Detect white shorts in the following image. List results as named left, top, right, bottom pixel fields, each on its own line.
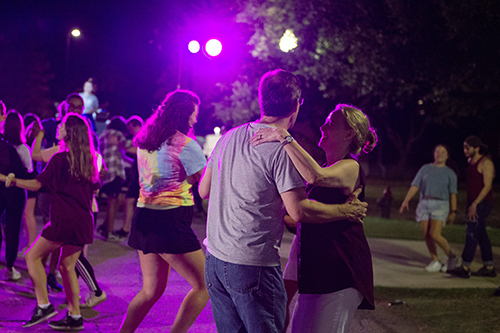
left=283, top=235, right=298, bottom=281
left=291, top=288, right=363, bottom=333
left=416, top=199, right=449, bottom=224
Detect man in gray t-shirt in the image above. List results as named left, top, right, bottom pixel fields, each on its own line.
left=199, top=69, right=367, bottom=333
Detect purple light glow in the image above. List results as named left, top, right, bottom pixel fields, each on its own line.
left=188, top=40, right=200, bottom=53
left=205, top=39, right=222, bottom=57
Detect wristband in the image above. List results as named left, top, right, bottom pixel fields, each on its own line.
left=451, top=210, right=457, bottom=213
left=282, top=135, right=294, bottom=146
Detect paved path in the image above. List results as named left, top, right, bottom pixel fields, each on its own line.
left=1, top=211, right=498, bottom=332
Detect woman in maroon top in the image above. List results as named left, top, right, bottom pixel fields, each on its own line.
left=0, top=114, right=99, bottom=331
left=252, top=104, right=377, bottom=333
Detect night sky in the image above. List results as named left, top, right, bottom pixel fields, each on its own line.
left=1, top=1, right=499, bottom=178
left=0, top=1, right=215, bottom=120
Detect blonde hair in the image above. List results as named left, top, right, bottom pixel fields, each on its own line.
left=337, top=104, right=378, bottom=155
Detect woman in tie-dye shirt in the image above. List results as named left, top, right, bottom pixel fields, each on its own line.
left=120, top=90, right=208, bottom=333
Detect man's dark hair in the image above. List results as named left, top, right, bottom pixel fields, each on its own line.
left=66, top=93, right=83, bottom=104
left=127, top=115, right=143, bottom=128
left=258, top=69, right=301, bottom=117
left=465, top=135, right=489, bottom=155
left=107, top=116, right=128, bottom=135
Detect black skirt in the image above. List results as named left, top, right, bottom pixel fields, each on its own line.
left=128, top=206, right=201, bottom=254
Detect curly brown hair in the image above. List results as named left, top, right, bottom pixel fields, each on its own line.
left=59, top=114, right=98, bottom=183
left=134, top=90, right=200, bottom=152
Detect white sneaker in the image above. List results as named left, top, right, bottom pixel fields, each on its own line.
left=81, top=291, right=107, bottom=308
left=425, top=260, right=442, bottom=272
left=3, top=267, right=21, bottom=281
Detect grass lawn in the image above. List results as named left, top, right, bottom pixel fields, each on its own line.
left=374, top=287, right=500, bottom=333
left=360, top=179, right=500, bottom=333
left=363, top=216, right=500, bottom=247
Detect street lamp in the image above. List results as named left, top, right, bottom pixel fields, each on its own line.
left=65, top=29, right=81, bottom=84
left=279, top=29, right=298, bottom=53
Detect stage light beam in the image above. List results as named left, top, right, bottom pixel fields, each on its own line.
left=205, top=39, right=222, bottom=57
left=188, top=40, right=200, bottom=53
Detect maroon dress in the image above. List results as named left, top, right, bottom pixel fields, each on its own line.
left=36, top=152, right=99, bottom=246
left=297, top=159, right=374, bottom=310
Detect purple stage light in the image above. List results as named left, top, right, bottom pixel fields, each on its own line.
left=205, top=39, right=222, bottom=57
left=188, top=40, right=200, bottom=54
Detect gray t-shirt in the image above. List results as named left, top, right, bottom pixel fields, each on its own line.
left=411, top=163, right=457, bottom=201
left=206, top=122, right=304, bottom=266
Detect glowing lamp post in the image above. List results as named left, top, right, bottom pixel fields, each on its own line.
left=279, top=29, right=298, bottom=53
left=65, top=28, right=81, bottom=84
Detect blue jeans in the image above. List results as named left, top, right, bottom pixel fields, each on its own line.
left=461, top=201, right=493, bottom=265
left=205, top=251, right=286, bottom=333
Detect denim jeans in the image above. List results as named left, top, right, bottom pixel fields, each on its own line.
left=205, top=251, right=286, bottom=333
left=461, top=201, right=493, bottom=265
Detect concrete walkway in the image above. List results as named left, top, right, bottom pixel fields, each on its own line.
left=1, top=211, right=498, bottom=332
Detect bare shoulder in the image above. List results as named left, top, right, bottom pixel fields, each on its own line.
left=479, top=156, right=495, bottom=174
left=479, top=156, right=494, bottom=168
left=327, top=159, right=360, bottom=173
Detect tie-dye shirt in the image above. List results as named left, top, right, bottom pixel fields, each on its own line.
left=137, top=131, right=206, bottom=209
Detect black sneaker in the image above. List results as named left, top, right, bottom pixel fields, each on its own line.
left=494, top=287, right=500, bottom=297
left=449, top=266, right=471, bottom=278
left=49, top=312, right=84, bottom=331
left=23, top=304, right=57, bottom=328
left=97, top=225, right=108, bottom=240
left=114, top=229, right=129, bottom=238
left=47, top=273, right=63, bottom=292
left=472, top=266, right=497, bottom=277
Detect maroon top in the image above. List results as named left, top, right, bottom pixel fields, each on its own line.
left=37, top=152, right=99, bottom=246
left=297, top=160, right=374, bottom=310
left=467, top=156, right=493, bottom=205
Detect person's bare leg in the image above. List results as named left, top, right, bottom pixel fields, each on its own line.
left=106, top=197, right=118, bottom=235
left=119, top=251, right=170, bottom=333
left=429, top=219, right=452, bottom=257
left=59, top=245, right=83, bottom=315
left=23, top=198, right=38, bottom=248
left=25, top=236, right=61, bottom=305
left=48, top=249, right=60, bottom=275
left=123, top=198, right=136, bottom=233
left=161, top=249, right=209, bottom=333
left=420, top=220, right=438, bottom=261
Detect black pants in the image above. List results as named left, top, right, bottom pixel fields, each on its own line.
left=462, top=201, right=493, bottom=265
left=0, top=198, right=25, bottom=268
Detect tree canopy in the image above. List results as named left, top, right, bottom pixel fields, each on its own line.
left=208, top=0, right=500, bottom=176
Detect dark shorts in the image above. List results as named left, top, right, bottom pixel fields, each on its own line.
left=101, top=177, right=124, bottom=198
left=125, top=169, right=140, bottom=199
left=128, top=206, right=201, bottom=254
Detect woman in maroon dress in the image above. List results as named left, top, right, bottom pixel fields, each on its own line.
left=0, top=114, right=99, bottom=331
left=252, top=104, right=377, bottom=333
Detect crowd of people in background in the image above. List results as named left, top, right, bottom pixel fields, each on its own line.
left=0, top=69, right=497, bottom=332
